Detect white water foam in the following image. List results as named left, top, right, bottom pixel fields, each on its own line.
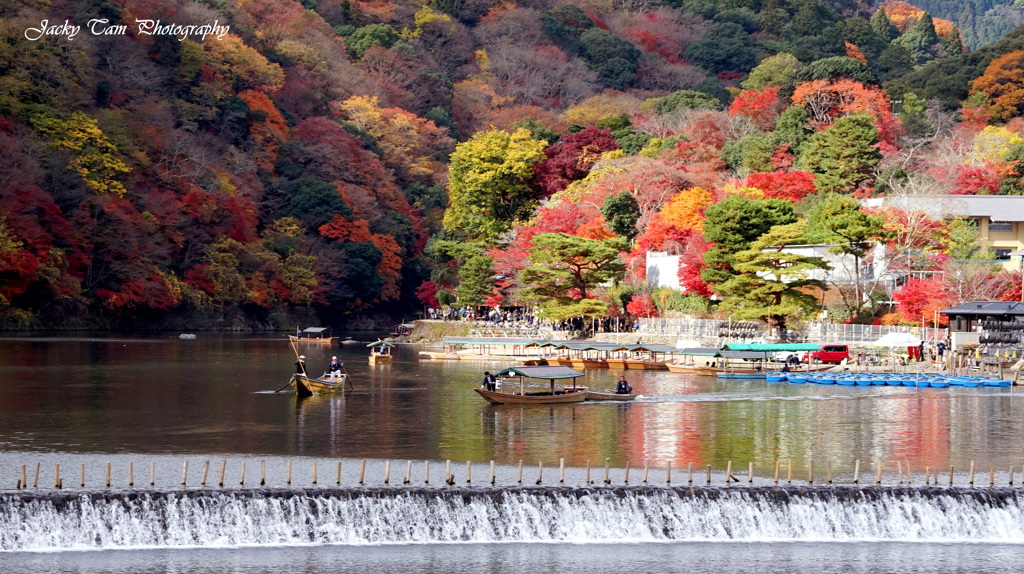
left=2, top=488, right=1023, bottom=552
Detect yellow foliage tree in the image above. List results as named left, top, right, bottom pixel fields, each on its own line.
left=338, top=95, right=453, bottom=183
left=30, top=112, right=130, bottom=195
left=971, top=125, right=1024, bottom=162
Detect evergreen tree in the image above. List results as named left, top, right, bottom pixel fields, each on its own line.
left=896, top=12, right=940, bottom=65
left=718, top=222, right=829, bottom=335
left=701, top=196, right=797, bottom=290
left=457, top=254, right=495, bottom=307
left=796, top=114, right=881, bottom=194
left=870, top=9, right=899, bottom=42
left=601, top=191, right=641, bottom=242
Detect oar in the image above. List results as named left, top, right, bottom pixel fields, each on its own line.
left=343, top=364, right=354, bottom=392
left=277, top=340, right=309, bottom=393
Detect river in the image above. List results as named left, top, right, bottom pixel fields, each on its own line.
left=1, top=333, right=1023, bottom=572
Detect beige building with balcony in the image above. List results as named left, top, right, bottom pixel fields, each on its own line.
left=879, top=195, right=1024, bottom=270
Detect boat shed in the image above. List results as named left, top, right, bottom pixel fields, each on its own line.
left=939, top=301, right=1024, bottom=332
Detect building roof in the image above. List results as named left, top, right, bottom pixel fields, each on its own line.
left=939, top=301, right=1024, bottom=316
left=881, top=195, right=1024, bottom=222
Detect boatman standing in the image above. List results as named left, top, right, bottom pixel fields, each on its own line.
left=295, top=355, right=306, bottom=375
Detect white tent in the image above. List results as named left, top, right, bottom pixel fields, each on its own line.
left=873, top=332, right=923, bottom=347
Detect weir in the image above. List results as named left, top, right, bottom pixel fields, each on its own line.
left=3, top=485, right=1023, bottom=552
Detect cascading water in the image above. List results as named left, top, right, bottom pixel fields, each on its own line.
left=3, top=486, right=1023, bottom=552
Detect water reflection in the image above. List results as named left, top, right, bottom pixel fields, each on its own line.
left=0, top=334, right=1022, bottom=475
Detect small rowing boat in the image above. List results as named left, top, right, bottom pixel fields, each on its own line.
left=290, top=373, right=348, bottom=396
left=367, top=340, right=394, bottom=363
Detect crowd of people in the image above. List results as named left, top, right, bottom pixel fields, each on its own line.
left=424, top=307, right=642, bottom=334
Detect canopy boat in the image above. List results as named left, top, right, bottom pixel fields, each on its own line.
left=368, top=340, right=395, bottom=363
left=289, top=373, right=349, bottom=397
left=289, top=327, right=337, bottom=345
left=474, top=366, right=588, bottom=404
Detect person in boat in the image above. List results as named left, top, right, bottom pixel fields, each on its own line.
left=327, top=356, right=343, bottom=380
left=295, top=355, right=306, bottom=375
left=481, top=371, right=496, bottom=391
left=615, top=375, right=632, bottom=394
left=781, top=363, right=791, bottom=372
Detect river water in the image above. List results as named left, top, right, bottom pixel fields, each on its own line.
left=1, top=333, right=1023, bottom=572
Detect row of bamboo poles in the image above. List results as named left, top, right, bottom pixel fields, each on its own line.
left=11, top=459, right=1024, bottom=491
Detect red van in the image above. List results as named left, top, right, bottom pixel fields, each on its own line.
left=813, top=344, right=850, bottom=364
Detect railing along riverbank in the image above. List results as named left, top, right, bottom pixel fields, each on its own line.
left=8, top=458, right=1024, bottom=492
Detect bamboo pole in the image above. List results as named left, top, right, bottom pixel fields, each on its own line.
left=787, top=460, right=792, bottom=484
left=827, top=461, right=832, bottom=485
left=949, top=465, right=954, bottom=487
left=466, top=461, right=472, bottom=484
left=82, top=463, right=87, bottom=488
left=643, top=461, right=649, bottom=484
left=1010, top=465, right=1015, bottom=486
left=705, top=464, right=711, bottom=485
left=925, top=466, right=931, bottom=485
left=585, top=460, right=590, bottom=484
left=898, top=461, right=903, bottom=484
left=424, top=461, right=430, bottom=485
left=989, top=467, right=995, bottom=487
left=444, top=460, right=452, bottom=485
left=404, top=460, right=412, bottom=485
left=285, top=461, right=291, bottom=486
left=311, top=462, right=317, bottom=486
left=383, top=461, right=390, bottom=485
left=774, top=461, right=780, bottom=485
left=359, top=459, right=366, bottom=485
left=55, top=464, right=60, bottom=489
left=969, top=461, right=975, bottom=486
left=517, top=460, right=523, bottom=484
left=181, top=460, right=188, bottom=487
left=853, top=460, right=860, bottom=484
left=906, top=461, right=912, bottom=485
left=240, top=461, right=246, bottom=486
left=336, top=461, right=341, bottom=486
left=151, top=462, right=156, bottom=487
left=624, top=461, right=630, bottom=485
left=260, top=460, right=266, bottom=486
left=34, top=462, right=40, bottom=488
left=808, top=460, right=813, bottom=485
left=558, top=458, right=564, bottom=485
left=725, top=461, right=732, bottom=486
left=666, top=461, right=671, bottom=484
left=536, top=460, right=543, bottom=485
left=491, top=461, right=496, bottom=485
left=603, top=458, right=611, bottom=485
left=219, top=460, right=227, bottom=487
left=687, top=462, right=693, bottom=485
left=106, top=462, right=112, bottom=488
left=129, top=462, right=134, bottom=488
left=876, top=459, right=882, bottom=485
left=21, top=465, right=27, bottom=490
left=748, top=462, right=753, bottom=484
left=201, top=460, right=210, bottom=487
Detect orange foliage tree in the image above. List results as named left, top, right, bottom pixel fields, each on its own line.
left=728, top=86, right=783, bottom=131
left=970, top=51, right=1024, bottom=122
left=238, top=90, right=289, bottom=173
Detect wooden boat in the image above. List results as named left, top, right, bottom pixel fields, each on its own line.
left=584, top=390, right=636, bottom=401
left=519, top=358, right=548, bottom=366
left=367, top=340, right=394, bottom=363
left=570, top=358, right=608, bottom=370
left=625, top=359, right=666, bottom=370
left=606, top=357, right=628, bottom=369
left=475, top=365, right=588, bottom=405
left=474, top=387, right=587, bottom=404
left=289, top=327, right=337, bottom=345
left=290, top=373, right=348, bottom=396
left=666, top=363, right=712, bottom=375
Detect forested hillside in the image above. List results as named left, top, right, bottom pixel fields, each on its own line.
left=2, top=0, right=1024, bottom=330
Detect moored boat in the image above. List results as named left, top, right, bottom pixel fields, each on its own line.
left=289, top=327, right=337, bottom=345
